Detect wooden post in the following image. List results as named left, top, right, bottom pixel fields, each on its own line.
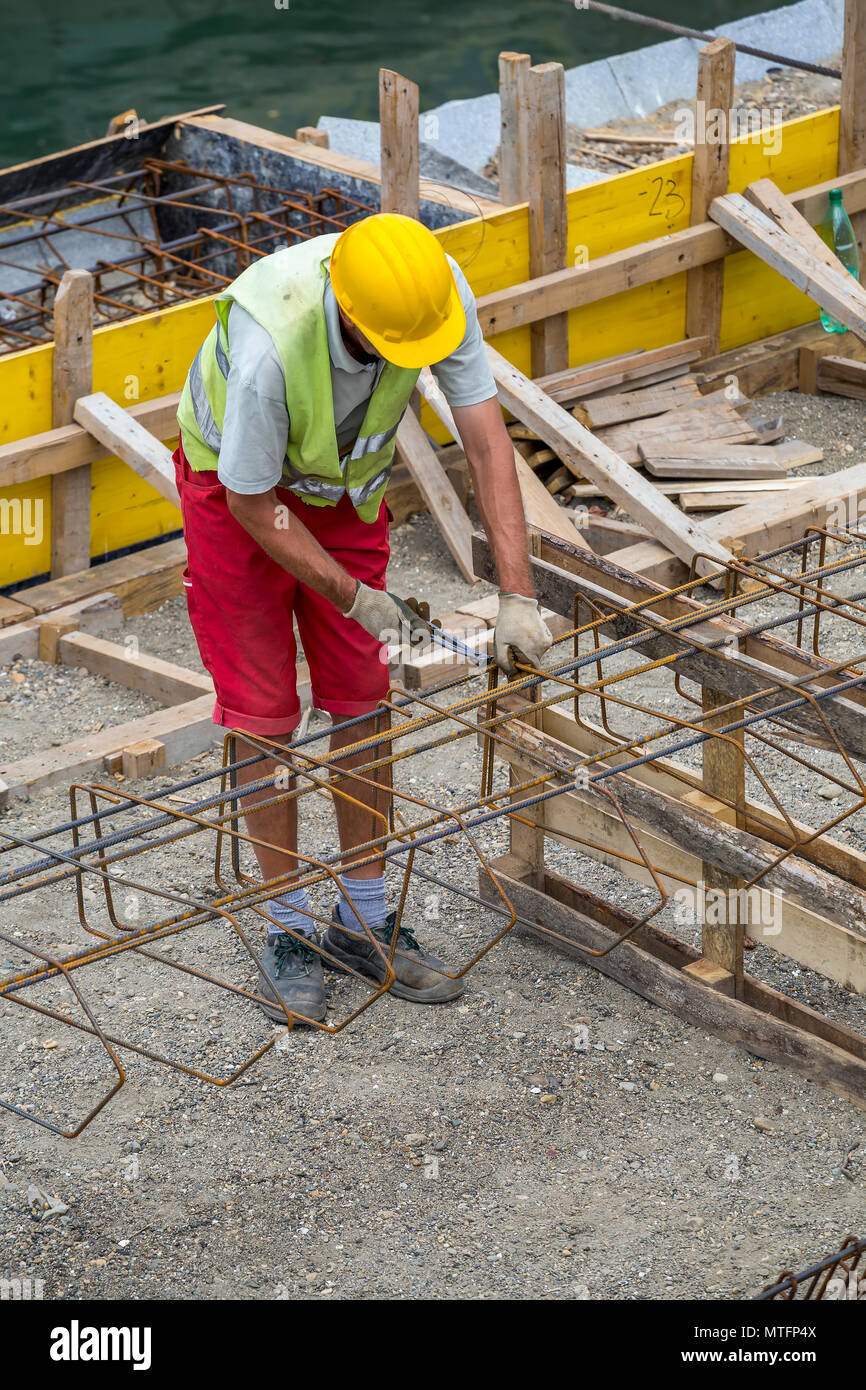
left=798, top=346, right=822, bottom=395
left=526, top=62, right=568, bottom=379
left=685, top=36, right=735, bottom=353
left=498, top=51, right=531, bottom=206
left=510, top=531, right=546, bottom=886
left=51, top=269, right=93, bottom=578
left=696, top=685, right=746, bottom=995
left=839, top=0, right=866, bottom=276
left=296, top=126, right=329, bottom=148
left=379, top=69, right=419, bottom=218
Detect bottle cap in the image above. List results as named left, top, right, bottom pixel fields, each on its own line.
left=829, top=188, right=843, bottom=201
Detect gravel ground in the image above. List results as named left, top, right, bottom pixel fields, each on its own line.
left=1, top=393, right=865, bottom=1303
left=575, top=60, right=843, bottom=176
left=480, top=58, right=845, bottom=181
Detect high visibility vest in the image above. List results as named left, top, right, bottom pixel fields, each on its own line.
left=176, top=234, right=420, bottom=522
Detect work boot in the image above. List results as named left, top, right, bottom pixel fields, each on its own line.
left=257, top=932, right=326, bottom=1024
left=322, top=908, right=465, bottom=1003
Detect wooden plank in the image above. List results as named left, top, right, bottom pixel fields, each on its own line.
left=527, top=62, right=568, bottom=377
left=515, top=456, right=592, bottom=548
left=819, top=354, right=866, bottom=386
left=497, top=739, right=866, bottom=994
left=640, top=446, right=787, bottom=479
left=486, top=343, right=734, bottom=576
left=51, top=270, right=93, bottom=578
left=594, top=401, right=758, bottom=465
left=709, top=192, right=866, bottom=341
left=73, top=392, right=179, bottom=507
left=481, top=862, right=866, bottom=1106
left=416, top=363, right=591, bottom=551
left=497, top=710, right=866, bottom=936
left=680, top=486, right=798, bottom=512
left=610, top=460, right=866, bottom=581
left=840, top=0, right=866, bottom=273
left=0, top=392, right=181, bottom=488
left=295, top=126, right=329, bottom=147
left=0, top=596, right=35, bottom=628
left=816, top=354, right=866, bottom=400
left=700, top=684, right=746, bottom=991
left=568, top=476, right=805, bottom=501
left=18, top=537, right=187, bottom=618
left=38, top=616, right=81, bottom=665
left=536, top=340, right=709, bottom=402
left=379, top=69, right=419, bottom=219
left=700, top=322, right=866, bottom=397
left=122, top=738, right=167, bottom=779
left=0, top=695, right=218, bottom=805
left=394, top=404, right=475, bottom=582
left=577, top=377, right=701, bottom=428
left=744, top=177, right=844, bottom=273
left=0, top=594, right=122, bottom=667
left=686, top=37, right=735, bottom=353
left=477, top=221, right=731, bottom=337
left=475, top=167, right=866, bottom=338
left=774, top=440, right=825, bottom=469
left=58, top=632, right=213, bottom=705
left=525, top=689, right=866, bottom=903
left=498, top=52, right=531, bottom=206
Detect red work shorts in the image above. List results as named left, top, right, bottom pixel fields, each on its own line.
left=173, top=438, right=391, bottom=737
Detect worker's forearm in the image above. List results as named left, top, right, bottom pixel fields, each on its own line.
left=227, top=491, right=356, bottom=611
left=466, top=441, right=533, bottom=597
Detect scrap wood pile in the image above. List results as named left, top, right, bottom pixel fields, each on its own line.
left=407, top=175, right=866, bottom=594
left=509, top=336, right=823, bottom=519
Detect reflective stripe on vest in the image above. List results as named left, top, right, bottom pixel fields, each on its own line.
left=348, top=465, right=392, bottom=506
left=280, top=455, right=346, bottom=502
left=214, top=327, right=231, bottom=380
left=189, top=347, right=224, bottom=454
left=348, top=422, right=400, bottom=460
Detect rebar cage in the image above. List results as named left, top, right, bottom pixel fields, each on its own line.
left=757, top=1236, right=866, bottom=1299
left=2, top=525, right=866, bottom=1136
left=0, top=157, right=377, bottom=352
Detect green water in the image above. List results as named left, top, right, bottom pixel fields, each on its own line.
left=1, top=0, right=787, bottom=168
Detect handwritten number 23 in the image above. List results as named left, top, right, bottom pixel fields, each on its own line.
left=648, top=176, right=686, bottom=219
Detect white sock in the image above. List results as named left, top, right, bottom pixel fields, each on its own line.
left=266, top=886, right=316, bottom=940
left=337, top=873, right=387, bottom=933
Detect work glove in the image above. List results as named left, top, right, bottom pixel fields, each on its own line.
left=345, top=582, right=432, bottom=647
left=493, top=592, right=552, bottom=676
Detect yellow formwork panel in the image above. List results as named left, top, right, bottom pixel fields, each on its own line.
left=0, top=301, right=209, bottom=583
left=0, top=476, right=51, bottom=587
left=0, top=107, right=846, bottom=585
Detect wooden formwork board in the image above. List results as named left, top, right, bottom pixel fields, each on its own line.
left=481, top=859, right=866, bottom=1109
left=0, top=107, right=850, bottom=589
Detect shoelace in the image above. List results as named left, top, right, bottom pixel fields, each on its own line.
left=271, top=933, right=318, bottom=978
left=374, top=914, right=421, bottom=953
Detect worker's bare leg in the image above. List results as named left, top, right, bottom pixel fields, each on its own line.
left=322, top=707, right=464, bottom=1002
left=328, top=709, right=390, bottom=880
left=233, top=733, right=300, bottom=886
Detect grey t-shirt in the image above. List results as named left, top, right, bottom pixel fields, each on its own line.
left=216, top=255, right=496, bottom=494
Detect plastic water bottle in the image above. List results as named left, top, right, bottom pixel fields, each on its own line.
left=820, top=188, right=860, bottom=333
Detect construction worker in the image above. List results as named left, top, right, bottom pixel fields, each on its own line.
left=174, top=212, right=552, bottom=1024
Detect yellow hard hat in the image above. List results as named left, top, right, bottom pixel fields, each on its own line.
left=329, top=213, right=466, bottom=369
